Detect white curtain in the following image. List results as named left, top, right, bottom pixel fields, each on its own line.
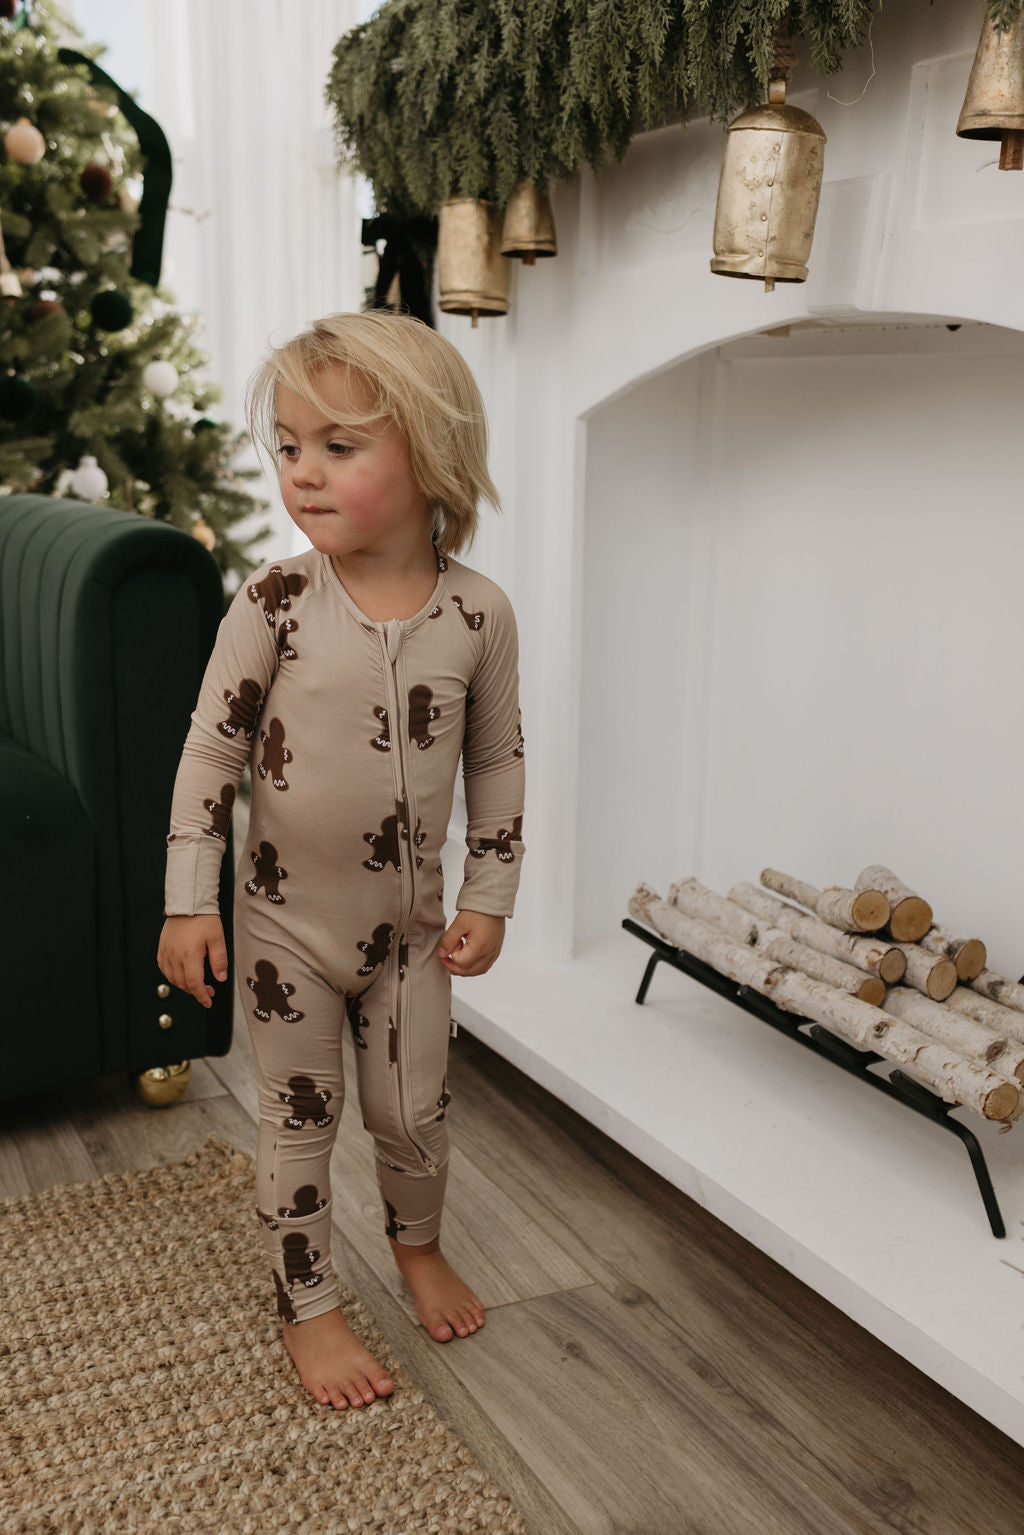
left=82, top=0, right=367, bottom=557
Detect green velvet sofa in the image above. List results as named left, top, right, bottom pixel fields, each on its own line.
left=0, top=494, right=234, bottom=1106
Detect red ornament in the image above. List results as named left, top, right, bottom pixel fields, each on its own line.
left=32, top=298, right=65, bottom=319
left=80, top=163, right=113, bottom=201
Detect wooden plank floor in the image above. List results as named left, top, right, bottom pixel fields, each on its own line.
left=5, top=1016, right=1024, bottom=1535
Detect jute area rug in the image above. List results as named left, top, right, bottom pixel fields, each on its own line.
left=0, top=1135, right=531, bottom=1535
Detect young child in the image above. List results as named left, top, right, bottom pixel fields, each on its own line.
left=158, top=312, right=525, bottom=1412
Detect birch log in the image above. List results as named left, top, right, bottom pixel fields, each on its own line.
left=893, top=944, right=957, bottom=1002
left=629, top=884, right=784, bottom=995
left=631, top=885, right=1018, bottom=1121
left=670, top=879, right=884, bottom=1004
left=729, top=883, right=907, bottom=983
left=854, top=865, right=932, bottom=942
left=882, top=987, right=1011, bottom=1070
left=948, top=987, right=1024, bottom=1048
left=918, top=926, right=987, bottom=982
left=760, top=868, right=889, bottom=932
left=971, top=970, right=1024, bottom=1015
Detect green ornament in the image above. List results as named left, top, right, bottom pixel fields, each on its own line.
left=90, top=288, right=133, bottom=331
left=0, top=374, right=38, bottom=422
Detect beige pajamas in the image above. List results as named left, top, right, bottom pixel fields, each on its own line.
left=165, top=547, right=524, bottom=1322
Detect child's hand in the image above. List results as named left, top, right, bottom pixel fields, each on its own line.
left=157, top=915, right=229, bottom=1009
left=437, top=912, right=505, bottom=977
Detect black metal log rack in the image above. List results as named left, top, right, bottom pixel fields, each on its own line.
left=622, top=916, right=1007, bottom=1238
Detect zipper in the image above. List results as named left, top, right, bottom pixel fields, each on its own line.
left=378, top=621, right=437, bottom=1178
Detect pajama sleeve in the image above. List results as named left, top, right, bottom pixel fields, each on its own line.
left=456, top=585, right=525, bottom=918
left=164, top=568, right=282, bottom=916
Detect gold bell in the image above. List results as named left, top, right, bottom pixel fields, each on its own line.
left=710, top=77, right=826, bottom=292
left=957, top=13, right=1024, bottom=170
left=437, top=198, right=509, bottom=326
left=501, top=180, right=557, bottom=265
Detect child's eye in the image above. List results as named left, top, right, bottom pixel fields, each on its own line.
left=328, top=441, right=354, bottom=456
left=276, top=443, right=299, bottom=459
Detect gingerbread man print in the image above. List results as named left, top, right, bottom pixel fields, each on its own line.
left=258, top=717, right=292, bottom=789
left=218, top=678, right=264, bottom=740
left=247, top=959, right=304, bottom=1022
left=279, top=1074, right=334, bottom=1129
left=408, top=684, right=439, bottom=749
left=468, top=814, right=523, bottom=863
left=203, top=783, right=235, bottom=840
left=247, top=565, right=308, bottom=625
left=245, top=840, right=287, bottom=903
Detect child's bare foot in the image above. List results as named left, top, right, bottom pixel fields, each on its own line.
left=283, top=1307, right=395, bottom=1409
left=389, top=1236, right=485, bottom=1342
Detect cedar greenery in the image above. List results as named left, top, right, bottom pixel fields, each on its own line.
left=328, top=0, right=1024, bottom=217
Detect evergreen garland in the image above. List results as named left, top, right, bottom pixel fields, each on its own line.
left=329, top=0, right=1024, bottom=217
left=1, top=1, right=268, bottom=582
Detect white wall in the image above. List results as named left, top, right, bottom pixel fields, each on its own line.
left=574, top=322, right=1024, bottom=976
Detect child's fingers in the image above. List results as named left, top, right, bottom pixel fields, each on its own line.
left=208, top=932, right=229, bottom=983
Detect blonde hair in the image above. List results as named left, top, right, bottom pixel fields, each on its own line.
left=245, top=311, right=500, bottom=556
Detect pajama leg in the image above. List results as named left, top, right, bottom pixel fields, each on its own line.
left=238, top=931, right=347, bottom=1325
left=350, top=922, right=453, bottom=1246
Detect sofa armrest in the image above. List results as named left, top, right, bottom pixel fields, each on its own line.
left=0, top=495, right=234, bottom=1071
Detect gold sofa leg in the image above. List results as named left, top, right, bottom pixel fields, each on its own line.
left=132, top=1060, right=192, bottom=1106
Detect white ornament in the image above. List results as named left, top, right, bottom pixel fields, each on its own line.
left=142, top=359, right=179, bottom=398
left=70, top=454, right=109, bottom=501
left=4, top=118, right=45, bottom=166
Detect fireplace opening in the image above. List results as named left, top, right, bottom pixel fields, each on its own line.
left=575, top=318, right=1024, bottom=971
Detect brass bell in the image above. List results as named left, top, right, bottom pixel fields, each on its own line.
left=501, top=180, right=557, bottom=265
left=957, top=13, right=1024, bottom=170
left=710, top=77, right=826, bottom=292
left=437, top=198, right=509, bottom=326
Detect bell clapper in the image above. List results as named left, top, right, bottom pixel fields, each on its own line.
left=522, top=251, right=536, bottom=266
left=471, top=308, right=479, bottom=328
left=764, top=277, right=776, bottom=292
left=1000, top=128, right=1024, bottom=169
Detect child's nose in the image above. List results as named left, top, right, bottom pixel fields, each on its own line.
left=292, top=452, right=324, bottom=487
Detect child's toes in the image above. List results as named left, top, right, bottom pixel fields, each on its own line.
left=326, top=1382, right=350, bottom=1410
left=428, top=1316, right=455, bottom=1342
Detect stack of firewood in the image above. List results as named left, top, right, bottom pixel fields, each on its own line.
left=629, top=864, right=1024, bottom=1126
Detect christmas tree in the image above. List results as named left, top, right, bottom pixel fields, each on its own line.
left=0, top=0, right=268, bottom=581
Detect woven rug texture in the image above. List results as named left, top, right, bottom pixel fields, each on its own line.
left=0, top=1135, right=531, bottom=1534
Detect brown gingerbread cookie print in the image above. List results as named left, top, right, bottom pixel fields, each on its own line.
left=245, top=840, right=287, bottom=903
left=274, top=1269, right=298, bottom=1323
left=363, top=800, right=405, bottom=872
left=408, top=684, right=439, bottom=749
left=356, top=922, right=393, bottom=976
left=278, top=1184, right=327, bottom=1220
left=384, top=1200, right=407, bottom=1240
left=370, top=705, right=391, bottom=752
left=346, top=994, right=371, bottom=1049
left=435, top=1077, right=451, bottom=1122
left=256, top=1206, right=279, bottom=1231
left=468, top=813, right=523, bottom=864
left=451, top=595, right=484, bottom=630
left=257, top=717, right=292, bottom=790
left=279, top=1074, right=334, bottom=1129
left=277, top=618, right=299, bottom=660
left=247, top=565, right=308, bottom=625
left=203, top=783, right=235, bottom=840
left=282, top=1231, right=322, bottom=1288
left=218, top=678, right=264, bottom=740
left=247, top=959, right=304, bottom=1022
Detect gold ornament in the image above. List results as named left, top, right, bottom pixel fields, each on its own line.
left=501, top=181, right=558, bottom=264
left=4, top=117, right=45, bottom=166
left=957, top=12, right=1024, bottom=170
left=710, top=41, right=826, bottom=293
left=132, top=1061, right=192, bottom=1107
left=192, top=516, right=216, bottom=551
left=437, top=199, right=509, bottom=326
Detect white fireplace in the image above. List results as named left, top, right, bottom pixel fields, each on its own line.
left=441, top=0, right=1024, bottom=1448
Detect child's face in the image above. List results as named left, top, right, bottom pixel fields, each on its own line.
left=275, top=369, right=432, bottom=566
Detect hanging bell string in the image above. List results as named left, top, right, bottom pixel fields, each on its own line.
left=769, top=24, right=799, bottom=104
left=361, top=213, right=437, bottom=328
